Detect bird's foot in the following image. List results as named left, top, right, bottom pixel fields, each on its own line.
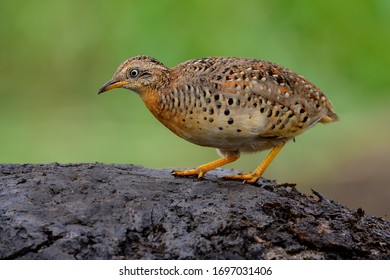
left=171, top=153, right=241, bottom=180
left=171, top=168, right=205, bottom=179
left=222, top=173, right=261, bottom=184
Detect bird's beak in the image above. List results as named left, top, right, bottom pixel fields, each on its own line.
left=98, top=80, right=130, bottom=94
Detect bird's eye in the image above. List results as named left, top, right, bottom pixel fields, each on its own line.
left=129, top=69, right=139, bottom=78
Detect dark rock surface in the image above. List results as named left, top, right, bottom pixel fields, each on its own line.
left=0, top=163, right=389, bottom=260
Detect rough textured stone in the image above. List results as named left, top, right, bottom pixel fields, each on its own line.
left=0, top=163, right=389, bottom=260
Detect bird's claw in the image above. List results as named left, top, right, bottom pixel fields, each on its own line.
left=222, top=173, right=260, bottom=184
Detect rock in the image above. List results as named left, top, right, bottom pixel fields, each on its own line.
left=0, top=163, right=389, bottom=259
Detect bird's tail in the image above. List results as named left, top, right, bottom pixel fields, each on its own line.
left=320, top=108, right=339, bottom=123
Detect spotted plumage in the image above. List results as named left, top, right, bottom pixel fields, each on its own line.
left=98, top=55, right=338, bottom=183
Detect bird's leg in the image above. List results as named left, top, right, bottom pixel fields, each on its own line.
left=223, top=144, right=285, bottom=184
left=172, top=152, right=240, bottom=179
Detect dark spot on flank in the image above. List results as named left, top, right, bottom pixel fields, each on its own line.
left=236, top=99, right=240, bottom=106
left=300, top=108, right=305, bottom=114
left=218, top=127, right=223, bottom=130
left=228, top=98, right=234, bottom=105
left=182, top=119, right=185, bottom=122
left=216, top=101, right=222, bottom=109
left=242, top=74, right=247, bottom=80
left=189, top=110, right=193, bottom=114
left=243, top=84, right=247, bottom=89
left=227, top=117, right=234, bottom=125
left=302, top=116, right=309, bottom=123
left=206, top=98, right=211, bottom=104
left=253, top=102, right=257, bottom=108
left=276, top=119, right=282, bottom=125
left=274, top=75, right=284, bottom=84
left=209, top=117, right=214, bottom=123
left=279, top=124, right=285, bottom=129
left=214, top=94, right=220, bottom=101
left=237, top=129, right=242, bottom=133
left=202, top=107, right=207, bottom=112
left=216, top=75, right=222, bottom=80
left=213, top=83, right=220, bottom=89
left=259, top=99, right=263, bottom=105
left=288, top=112, right=294, bottom=118
left=209, top=108, right=214, bottom=115
left=225, top=76, right=231, bottom=81
left=203, top=117, right=207, bottom=120
left=271, top=124, right=275, bottom=129
left=267, top=110, right=272, bottom=117
left=260, top=107, right=265, bottom=113
left=275, top=110, right=280, bottom=116
left=224, top=109, right=230, bottom=116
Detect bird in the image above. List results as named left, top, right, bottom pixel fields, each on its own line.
left=98, top=55, right=338, bottom=183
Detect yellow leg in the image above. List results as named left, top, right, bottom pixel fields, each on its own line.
left=223, top=144, right=285, bottom=184
left=172, top=153, right=240, bottom=179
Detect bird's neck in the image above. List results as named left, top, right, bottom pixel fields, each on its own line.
left=139, top=87, right=185, bottom=136
left=139, top=88, right=173, bottom=120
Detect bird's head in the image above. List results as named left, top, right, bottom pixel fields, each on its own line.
left=98, top=55, right=170, bottom=95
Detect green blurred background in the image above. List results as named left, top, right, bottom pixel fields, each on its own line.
left=1, top=0, right=389, bottom=217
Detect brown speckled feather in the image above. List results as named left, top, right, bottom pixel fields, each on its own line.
left=150, top=57, right=338, bottom=152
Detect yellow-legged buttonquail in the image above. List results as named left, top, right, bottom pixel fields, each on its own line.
left=99, top=56, right=338, bottom=183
